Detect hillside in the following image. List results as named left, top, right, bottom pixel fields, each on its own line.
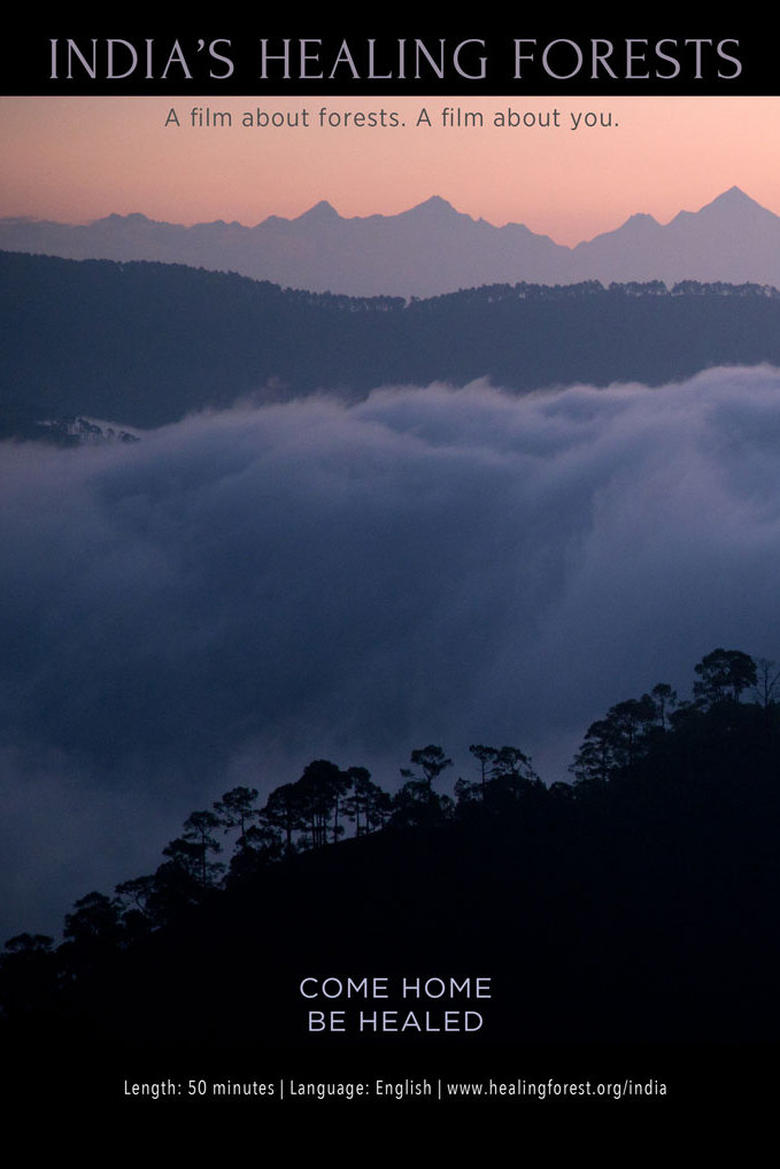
left=3, top=251, right=780, bottom=435
left=3, top=650, right=778, bottom=1050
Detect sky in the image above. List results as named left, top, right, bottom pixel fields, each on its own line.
left=2, top=95, right=780, bottom=243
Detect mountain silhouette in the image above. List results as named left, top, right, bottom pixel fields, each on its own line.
left=3, top=188, right=780, bottom=297
left=573, top=186, right=780, bottom=285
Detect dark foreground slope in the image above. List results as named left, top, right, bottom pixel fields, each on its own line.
left=2, top=671, right=778, bottom=1112
left=4, top=251, right=780, bottom=433
left=3, top=678, right=776, bottom=1122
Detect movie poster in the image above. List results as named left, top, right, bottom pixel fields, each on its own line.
left=1, top=17, right=778, bottom=1129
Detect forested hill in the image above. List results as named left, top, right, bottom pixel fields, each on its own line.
left=2, top=650, right=778, bottom=1055
left=4, top=250, right=780, bottom=435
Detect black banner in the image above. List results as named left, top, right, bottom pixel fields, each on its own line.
left=1, top=20, right=774, bottom=96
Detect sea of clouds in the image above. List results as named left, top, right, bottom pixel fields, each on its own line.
left=2, top=365, right=780, bottom=938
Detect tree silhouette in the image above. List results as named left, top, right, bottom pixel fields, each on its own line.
left=468, top=744, right=498, bottom=798
left=343, top=766, right=391, bottom=836
left=262, top=782, right=308, bottom=855
left=392, top=778, right=453, bottom=829
left=752, top=658, right=780, bottom=709
left=485, top=745, right=541, bottom=806
left=63, top=891, right=122, bottom=947
left=457, top=744, right=539, bottom=809
left=394, top=744, right=454, bottom=828
left=60, top=891, right=124, bottom=977
left=213, top=786, right=260, bottom=850
left=571, top=694, right=659, bottom=785
left=400, top=744, right=453, bottom=789
left=150, top=843, right=207, bottom=919
left=693, top=648, right=757, bottom=707
left=115, top=874, right=159, bottom=935
left=226, top=822, right=282, bottom=881
left=650, top=682, right=677, bottom=730
left=181, top=810, right=224, bottom=888
left=295, top=760, right=348, bottom=848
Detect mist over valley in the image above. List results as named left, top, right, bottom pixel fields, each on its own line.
left=2, top=365, right=779, bottom=940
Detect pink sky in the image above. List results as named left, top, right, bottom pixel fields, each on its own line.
left=2, top=95, right=780, bottom=244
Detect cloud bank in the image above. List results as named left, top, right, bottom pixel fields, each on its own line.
left=2, top=366, right=780, bottom=937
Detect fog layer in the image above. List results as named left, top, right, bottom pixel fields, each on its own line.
left=3, top=366, right=779, bottom=936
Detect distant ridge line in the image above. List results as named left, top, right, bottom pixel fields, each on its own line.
left=1, top=187, right=779, bottom=298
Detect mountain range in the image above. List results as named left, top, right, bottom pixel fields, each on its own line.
left=2, top=187, right=779, bottom=298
